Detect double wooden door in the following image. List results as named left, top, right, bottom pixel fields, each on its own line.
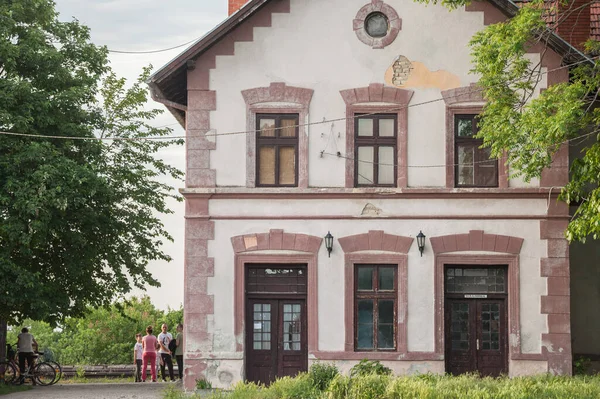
left=245, top=298, right=307, bottom=385
left=445, top=298, right=507, bottom=376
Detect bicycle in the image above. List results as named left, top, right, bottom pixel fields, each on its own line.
left=1, top=344, right=56, bottom=386
left=36, top=350, right=63, bottom=385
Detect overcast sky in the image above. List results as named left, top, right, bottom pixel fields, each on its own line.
left=54, top=0, right=228, bottom=310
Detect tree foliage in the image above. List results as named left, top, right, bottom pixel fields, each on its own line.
left=420, top=0, right=600, bottom=242
left=0, top=0, right=183, bottom=326
left=7, top=297, right=183, bottom=365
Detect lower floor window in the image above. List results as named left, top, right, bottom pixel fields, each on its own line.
left=355, top=265, right=397, bottom=350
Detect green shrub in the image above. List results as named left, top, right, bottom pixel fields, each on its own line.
left=309, top=362, right=340, bottom=391
left=347, top=374, right=390, bottom=399
left=196, top=378, right=213, bottom=390
left=227, top=380, right=263, bottom=399
left=325, top=374, right=350, bottom=399
left=266, top=374, right=319, bottom=399
left=349, top=360, right=391, bottom=378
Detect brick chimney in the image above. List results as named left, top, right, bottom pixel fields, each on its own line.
left=229, top=0, right=248, bottom=15
left=555, top=0, right=591, bottom=50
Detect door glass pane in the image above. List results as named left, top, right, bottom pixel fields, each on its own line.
left=253, top=304, right=271, bottom=351
left=379, top=267, right=395, bottom=291
left=259, top=119, right=276, bottom=137
left=279, top=147, right=296, bottom=185
left=481, top=302, right=501, bottom=351
left=451, top=302, right=469, bottom=351
left=357, top=146, right=374, bottom=185
left=445, top=267, right=506, bottom=294
left=456, top=118, right=474, bottom=137
left=259, top=146, right=275, bottom=185
left=358, top=119, right=374, bottom=136
left=280, top=118, right=297, bottom=137
left=379, top=118, right=395, bottom=137
left=282, top=303, right=302, bottom=351
left=357, top=267, right=373, bottom=290
left=378, top=146, right=394, bottom=185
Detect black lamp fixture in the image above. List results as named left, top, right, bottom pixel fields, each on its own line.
left=416, top=231, right=426, bottom=257
left=324, top=231, right=334, bottom=257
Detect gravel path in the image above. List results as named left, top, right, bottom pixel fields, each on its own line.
left=3, top=382, right=179, bottom=399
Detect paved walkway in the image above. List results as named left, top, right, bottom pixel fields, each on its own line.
left=3, top=382, right=178, bottom=399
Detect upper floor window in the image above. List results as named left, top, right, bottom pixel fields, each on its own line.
left=454, top=114, right=497, bottom=188
left=355, top=265, right=397, bottom=351
left=256, top=114, right=299, bottom=187
left=355, top=114, right=397, bottom=187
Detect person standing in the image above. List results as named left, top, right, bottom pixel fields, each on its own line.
left=17, top=327, right=37, bottom=385
left=157, top=323, right=175, bottom=382
left=141, top=326, right=158, bottom=382
left=175, top=324, right=183, bottom=380
left=133, top=333, right=143, bottom=382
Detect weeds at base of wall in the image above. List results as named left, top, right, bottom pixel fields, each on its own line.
left=161, top=373, right=600, bottom=399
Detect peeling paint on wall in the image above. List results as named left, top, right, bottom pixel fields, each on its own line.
left=361, top=203, right=383, bottom=216
left=385, top=57, right=461, bottom=91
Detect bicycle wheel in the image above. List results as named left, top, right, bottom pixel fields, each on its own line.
left=0, top=361, right=17, bottom=385
left=45, top=360, right=62, bottom=385
left=33, top=362, right=56, bottom=386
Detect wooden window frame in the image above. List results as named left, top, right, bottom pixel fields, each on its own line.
left=453, top=113, right=498, bottom=188
left=354, top=114, right=398, bottom=187
left=354, top=264, right=398, bottom=351
left=256, top=113, right=299, bottom=187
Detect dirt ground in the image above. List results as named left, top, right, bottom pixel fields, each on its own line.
left=2, top=382, right=178, bottom=398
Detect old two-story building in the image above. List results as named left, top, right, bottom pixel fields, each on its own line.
left=149, top=0, right=596, bottom=389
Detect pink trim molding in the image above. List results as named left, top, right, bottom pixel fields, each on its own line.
left=340, top=84, right=413, bottom=188
left=242, top=83, right=313, bottom=188
left=338, top=231, right=412, bottom=357
left=183, top=1, right=292, bottom=388
left=231, top=230, right=322, bottom=354
left=183, top=195, right=215, bottom=389
left=433, top=253, right=534, bottom=361
left=441, top=95, right=509, bottom=189
left=429, top=230, right=524, bottom=255
left=354, top=0, right=402, bottom=49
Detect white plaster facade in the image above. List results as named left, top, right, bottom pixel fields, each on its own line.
left=151, top=0, right=576, bottom=389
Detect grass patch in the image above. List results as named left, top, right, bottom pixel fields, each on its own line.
left=161, top=374, right=600, bottom=399
left=0, top=384, right=31, bottom=396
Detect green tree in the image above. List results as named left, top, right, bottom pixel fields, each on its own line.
left=0, top=0, right=183, bottom=355
left=416, top=0, right=600, bottom=242
left=7, top=297, right=183, bottom=365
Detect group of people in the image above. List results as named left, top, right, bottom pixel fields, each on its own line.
left=134, top=323, right=183, bottom=383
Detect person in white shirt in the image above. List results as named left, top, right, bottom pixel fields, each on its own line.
left=157, top=324, right=175, bottom=382
left=133, top=333, right=143, bottom=382
left=17, top=327, right=38, bottom=385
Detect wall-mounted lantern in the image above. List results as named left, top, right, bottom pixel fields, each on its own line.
left=416, top=231, right=426, bottom=257
left=324, top=232, right=334, bottom=257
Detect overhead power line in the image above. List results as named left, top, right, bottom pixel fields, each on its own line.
left=107, top=38, right=199, bottom=54
left=1, top=54, right=598, bottom=143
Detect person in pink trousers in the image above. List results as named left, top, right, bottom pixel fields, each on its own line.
left=141, top=325, right=158, bottom=382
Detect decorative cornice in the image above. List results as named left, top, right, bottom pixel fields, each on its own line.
left=242, top=82, right=313, bottom=106
left=338, top=230, right=413, bottom=254
left=430, top=230, right=524, bottom=254
left=340, top=83, right=413, bottom=105
left=231, top=229, right=322, bottom=254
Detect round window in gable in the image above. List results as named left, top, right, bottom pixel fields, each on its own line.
left=354, top=2, right=401, bottom=49
left=365, top=12, right=389, bottom=38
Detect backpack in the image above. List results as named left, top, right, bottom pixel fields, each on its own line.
left=168, top=337, right=177, bottom=353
